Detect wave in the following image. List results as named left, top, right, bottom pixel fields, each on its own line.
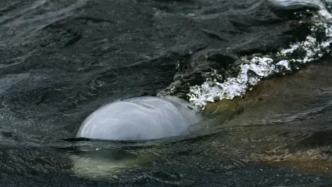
left=161, top=0, right=332, bottom=109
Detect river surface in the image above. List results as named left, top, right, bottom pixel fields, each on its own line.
left=1, top=0, right=332, bottom=186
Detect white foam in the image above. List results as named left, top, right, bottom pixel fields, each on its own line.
left=188, top=1, right=332, bottom=109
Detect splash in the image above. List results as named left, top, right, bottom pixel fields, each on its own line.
left=188, top=0, right=332, bottom=109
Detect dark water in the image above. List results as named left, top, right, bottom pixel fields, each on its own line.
left=1, top=0, right=332, bottom=186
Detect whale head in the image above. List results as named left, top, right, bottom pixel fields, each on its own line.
left=76, top=96, right=201, bottom=141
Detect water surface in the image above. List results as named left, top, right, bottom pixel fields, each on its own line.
left=1, top=0, right=332, bottom=186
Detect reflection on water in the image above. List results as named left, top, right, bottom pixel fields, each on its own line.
left=68, top=60, right=332, bottom=186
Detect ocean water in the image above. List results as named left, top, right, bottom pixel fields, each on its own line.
left=1, top=0, right=332, bottom=186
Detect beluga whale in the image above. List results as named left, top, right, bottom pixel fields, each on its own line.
left=76, top=96, right=201, bottom=141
